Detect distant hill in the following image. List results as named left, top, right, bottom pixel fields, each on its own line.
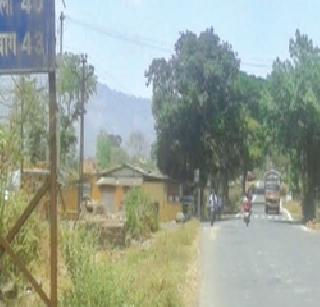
left=84, top=83, right=155, bottom=157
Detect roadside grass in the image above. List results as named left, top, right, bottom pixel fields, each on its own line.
left=282, top=200, right=302, bottom=220
left=61, top=220, right=200, bottom=306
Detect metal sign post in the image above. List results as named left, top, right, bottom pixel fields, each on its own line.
left=0, top=1, right=57, bottom=306
left=194, top=169, right=200, bottom=219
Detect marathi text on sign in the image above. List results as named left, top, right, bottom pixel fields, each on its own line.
left=0, top=32, right=16, bottom=56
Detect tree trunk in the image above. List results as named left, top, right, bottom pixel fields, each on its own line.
left=303, top=146, right=316, bottom=222
left=200, top=186, right=204, bottom=221
left=242, top=166, right=247, bottom=195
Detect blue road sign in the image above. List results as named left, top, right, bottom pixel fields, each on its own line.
left=0, top=0, right=55, bottom=74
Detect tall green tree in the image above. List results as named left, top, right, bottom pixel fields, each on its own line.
left=96, top=130, right=128, bottom=170
left=96, top=130, right=112, bottom=170
left=11, top=77, right=48, bottom=166
left=268, top=30, right=320, bottom=221
left=146, top=28, right=242, bottom=210
left=236, top=72, right=266, bottom=193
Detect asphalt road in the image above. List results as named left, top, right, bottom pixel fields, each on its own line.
left=199, top=199, right=320, bottom=307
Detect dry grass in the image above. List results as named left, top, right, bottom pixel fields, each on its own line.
left=111, top=220, right=200, bottom=307
left=282, top=200, right=302, bottom=220
left=60, top=220, right=200, bottom=306
left=306, top=220, right=320, bottom=230
left=182, top=227, right=200, bottom=307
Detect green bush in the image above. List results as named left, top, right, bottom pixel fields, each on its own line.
left=0, top=191, right=42, bottom=290
left=124, top=188, right=159, bottom=239
left=61, top=223, right=134, bottom=306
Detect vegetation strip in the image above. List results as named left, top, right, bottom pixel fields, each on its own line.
left=61, top=220, right=199, bottom=306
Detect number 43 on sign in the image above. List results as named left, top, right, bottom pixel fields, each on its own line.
left=22, top=31, right=44, bottom=56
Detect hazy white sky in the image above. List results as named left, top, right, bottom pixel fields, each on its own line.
left=57, top=0, right=320, bottom=98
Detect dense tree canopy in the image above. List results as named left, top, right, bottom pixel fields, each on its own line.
left=146, top=28, right=268, bottom=211
left=146, top=29, right=241, bottom=186
left=267, top=30, right=320, bottom=221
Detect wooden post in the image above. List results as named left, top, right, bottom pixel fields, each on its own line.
left=48, top=70, right=58, bottom=307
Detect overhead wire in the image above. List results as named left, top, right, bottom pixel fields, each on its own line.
left=65, top=15, right=172, bottom=53
left=66, top=15, right=273, bottom=69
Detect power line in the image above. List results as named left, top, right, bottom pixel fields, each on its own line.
left=65, top=15, right=273, bottom=70
left=65, top=15, right=172, bottom=53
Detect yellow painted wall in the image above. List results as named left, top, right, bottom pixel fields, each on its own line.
left=94, top=179, right=182, bottom=222
left=163, top=200, right=182, bottom=222
left=60, top=184, right=78, bottom=218
left=90, top=175, right=101, bottom=202
left=142, top=182, right=165, bottom=219
left=142, top=182, right=182, bottom=222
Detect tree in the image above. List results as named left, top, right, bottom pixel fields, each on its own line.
left=146, top=28, right=241, bottom=208
left=126, top=131, right=149, bottom=162
left=236, top=72, right=266, bottom=193
left=268, top=30, right=320, bottom=221
left=57, top=53, right=97, bottom=168
left=96, top=130, right=128, bottom=170
left=10, top=77, right=48, bottom=167
left=96, top=130, right=112, bottom=170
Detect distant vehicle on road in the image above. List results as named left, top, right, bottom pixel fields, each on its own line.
left=264, top=170, right=281, bottom=214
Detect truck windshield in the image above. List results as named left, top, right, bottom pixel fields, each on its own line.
left=265, top=183, right=280, bottom=192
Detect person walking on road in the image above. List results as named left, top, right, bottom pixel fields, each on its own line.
left=208, top=190, right=218, bottom=226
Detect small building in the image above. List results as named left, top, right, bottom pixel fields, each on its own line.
left=96, top=164, right=182, bottom=222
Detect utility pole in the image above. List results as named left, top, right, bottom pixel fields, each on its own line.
left=194, top=168, right=200, bottom=219
left=78, top=53, right=87, bottom=216
left=56, top=11, right=65, bottom=174
left=77, top=54, right=94, bottom=216
left=49, top=4, right=58, bottom=306
left=19, top=77, right=25, bottom=188
left=59, top=11, right=65, bottom=55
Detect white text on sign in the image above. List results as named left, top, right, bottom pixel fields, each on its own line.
left=0, top=0, right=13, bottom=16
left=0, top=0, right=45, bottom=16
left=0, top=32, right=16, bottom=56
left=21, top=0, right=44, bottom=14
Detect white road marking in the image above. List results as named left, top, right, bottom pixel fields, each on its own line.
left=300, top=225, right=315, bottom=233
left=208, top=225, right=219, bottom=240
left=224, top=212, right=292, bottom=221
left=282, top=208, right=293, bottom=222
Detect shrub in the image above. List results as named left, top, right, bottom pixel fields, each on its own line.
left=124, top=188, right=159, bottom=239
left=0, top=191, right=42, bottom=290
left=61, top=223, right=133, bottom=306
